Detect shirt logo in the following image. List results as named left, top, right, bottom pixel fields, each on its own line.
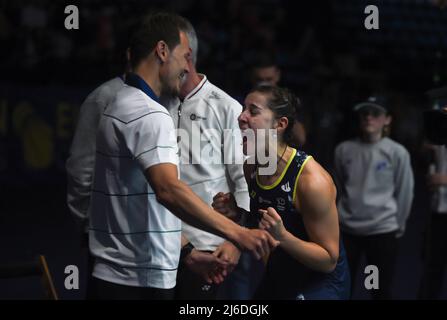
left=281, top=182, right=291, bottom=193
left=375, top=161, right=388, bottom=171
left=209, top=91, right=221, bottom=100
left=190, top=113, right=207, bottom=121
left=258, top=196, right=272, bottom=205
left=250, top=190, right=256, bottom=198
left=276, top=198, right=286, bottom=211
left=201, top=285, right=211, bottom=291
left=296, top=293, right=305, bottom=300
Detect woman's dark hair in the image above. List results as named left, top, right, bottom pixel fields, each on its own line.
left=249, top=85, right=302, bottom=145
left=128, top=12, right=189, bottom=69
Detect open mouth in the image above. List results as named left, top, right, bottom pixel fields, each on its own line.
left=240, top=128, right=248, bottom=141
left=240, top=128, right=254, bottom=148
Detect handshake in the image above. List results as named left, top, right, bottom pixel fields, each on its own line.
left=186, top=192, right=282, bottom=285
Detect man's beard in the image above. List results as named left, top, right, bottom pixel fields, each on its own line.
left=159, top=89, right=178, bottom=106
left=159, top=91, right=180, bottom=109
left=160, top=75, right=181, bottom=99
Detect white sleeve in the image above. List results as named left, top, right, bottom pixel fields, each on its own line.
left=124, top=111, right=179, bottom=171
left=66, top=92, right=105, bottom=227
left=394, top=146, right=415, bottom=236
left=222, top=101, right=250, bottom=211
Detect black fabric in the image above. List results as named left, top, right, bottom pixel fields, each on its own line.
left=88, top=276, right=175, bottom=300
left=419, top=212, right=447, bottom=299
left=175, top=251, right=220, bottom=300
left=342, top=231, right=398, bottom=300
left=423, top=109, right=447, bottom=145
left=83, top=233, right=95, bottom=300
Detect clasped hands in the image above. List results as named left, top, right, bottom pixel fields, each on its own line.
left=185, top=240, right=241, bottom=284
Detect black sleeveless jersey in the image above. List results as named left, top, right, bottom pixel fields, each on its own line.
left=247, top=148, right=311, bottom=239
left=247, top=148, right=349, bottom=299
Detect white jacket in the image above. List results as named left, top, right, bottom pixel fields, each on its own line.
left=164, top=75, right=249, bottom=251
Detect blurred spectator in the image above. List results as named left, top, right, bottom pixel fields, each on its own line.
left=249, top=52, right=307, bottom=149
left=334, top=95, right=414, bottom=300
left=250, top=53, right=281, bottom=87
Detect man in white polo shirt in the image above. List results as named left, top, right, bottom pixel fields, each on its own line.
left=66, top=74, right=125, bottom=298
left=88, top=12, right=278, bottom=300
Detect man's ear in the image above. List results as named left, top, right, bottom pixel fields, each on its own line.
left=155, top=40, right=170, bottom=63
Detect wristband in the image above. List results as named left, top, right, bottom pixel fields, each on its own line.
left=180, top=242, right=195, bottom=262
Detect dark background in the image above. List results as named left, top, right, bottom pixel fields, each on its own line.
left=0, top=0, right=446, bottom=299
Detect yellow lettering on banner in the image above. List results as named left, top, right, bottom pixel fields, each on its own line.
left=13, top=101, right=54, bottom=169
left=23, top=116, right=54, bottom=169
left=12, top=101, right=34, bottom=134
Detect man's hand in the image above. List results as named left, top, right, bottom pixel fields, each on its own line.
left=258, top=207, right=288, bottom=242
left=213, top=241, right=241, bottom=276
left=184, top=249, right=228, bottom=284
left=232, top=227, right=279, bottom=260
left=212, top=192, right=239, bottom=221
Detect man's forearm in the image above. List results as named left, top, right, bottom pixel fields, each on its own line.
left=157, top=180, right=243, bottom=243
left=181, top=234, right=189, bottom=247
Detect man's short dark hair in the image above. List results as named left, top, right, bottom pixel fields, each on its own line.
left=129, top=12, right=189, bottom=69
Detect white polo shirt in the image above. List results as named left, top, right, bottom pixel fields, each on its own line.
left=89, top=74, right=181, bottom=289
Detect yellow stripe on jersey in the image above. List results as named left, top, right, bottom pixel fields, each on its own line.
left=292, top=156, right=313, bottom=203
left=256, top=148, right=297, bottom=190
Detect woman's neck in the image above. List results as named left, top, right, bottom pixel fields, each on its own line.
left=257, top=143, right=290, bottom=180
